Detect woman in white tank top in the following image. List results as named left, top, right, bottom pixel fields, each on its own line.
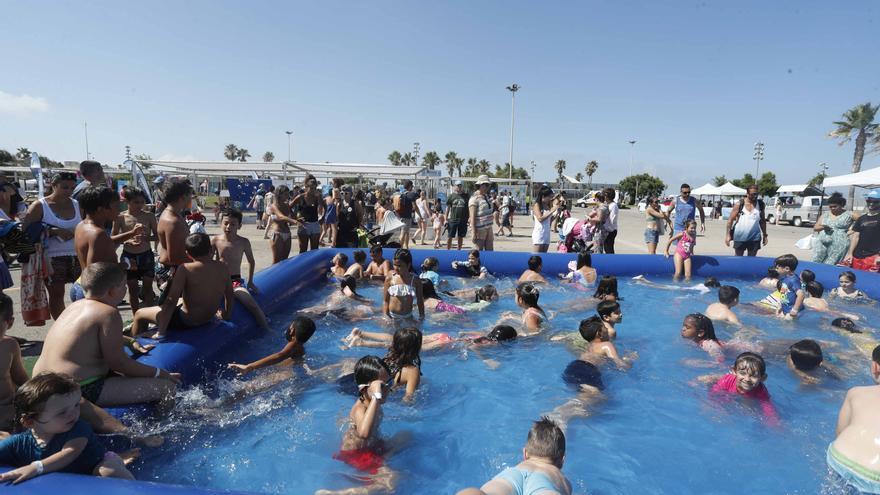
left=22, top=172, right=82, bottom=319
left=532, top=187, right=560, bottom=253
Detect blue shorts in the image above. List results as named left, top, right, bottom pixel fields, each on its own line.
left=448, top=221, right=467, bottom=239
left=827, top=443, right=880, bottom=494
left=644, top=229, right=660, bottom=244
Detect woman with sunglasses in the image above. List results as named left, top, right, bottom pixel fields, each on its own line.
left=21, top=172, right=82, bottom=319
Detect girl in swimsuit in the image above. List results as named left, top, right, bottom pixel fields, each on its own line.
left=419, top=279, right=466, bottom=315
left=266, top=186, right=299, bottom=264
left=830, top=271, right=873, bottom=302
left=680, top=313, right=724, bottom=362
left=383, top=249, right=425, bottom=321
left=560, top=250, right=597, bottom=288
left=290, top=175, right=324, bottom=253
left=665, top=219, right=697, bottom=281
left=516, top=282, right=547, bottom=335
left=316, top=356, right=406, bottom=495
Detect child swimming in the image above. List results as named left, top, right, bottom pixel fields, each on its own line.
left=329, top=253, right=349, bottom=280
left=700, top=352, right=778, bottom=424
left=705, top=285, right=741, bottom=325
left=680, top=313, right=723, bottom=361
left=665, top=219, right=697, bottom=281
left=577, top=315, right=634, bottom=369
left=830, top=270, right=872, bottom=301
left=515, top=283, right=547, bottom=335
left=594, top=275, right=619, bottom=301
left=344, top=250, right=367, bottom=279
left=518, top=255, right=548, bottom=284
left=803, top=281, right=862, bottom=321
left=227, top=316, right=317, bottom=375
left=559, top=251, right=597, bottom=288
left=631, top=275, right=719, bottom=294
left=451, top=249, right=489, bottom=279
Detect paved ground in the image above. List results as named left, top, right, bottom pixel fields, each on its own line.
left=6, top=206, right=816, bottom=343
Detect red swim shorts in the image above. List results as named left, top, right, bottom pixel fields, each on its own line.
left=334, top=448, right=384, bottom=474
left=851, top=255, right=880, bottom=273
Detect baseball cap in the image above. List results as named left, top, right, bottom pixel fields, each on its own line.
left=865, top=189, right=880, bottom=201
left=475, top=175, right=491, bottom=185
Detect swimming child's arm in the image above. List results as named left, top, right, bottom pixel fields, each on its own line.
left=0, top=434, right=88, bottom=484
left=789, top=290, right=806, bottom=316
left=400, top=366, right=420, bottom=402
left=601, top=342, right=632, bottom=369
left=835, top=389, right=854, bottom=436
left=228, top=341, right=300, bottom=375
left=694, top=373, right=724, bottom=386
left=382, top=277, right=391, bottom=317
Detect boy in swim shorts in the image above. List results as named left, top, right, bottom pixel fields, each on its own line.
left=828, top=344, right=880, bottom=493
left=212, top=209, right=268, bottom=330
left=705, top=285, right=741, bottom=325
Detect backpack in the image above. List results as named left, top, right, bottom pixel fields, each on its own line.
left=392, top=194, right=403, bottom=215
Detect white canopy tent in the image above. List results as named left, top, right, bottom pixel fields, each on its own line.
left=562, top=174, right=582, bottom=184
left=822, top=166, right=880, bottom=189
left=776, top=184, right=810, bottom=195
left=716, top=182, right=748, bottom=196
left=691, top=183, right=720, bottom=196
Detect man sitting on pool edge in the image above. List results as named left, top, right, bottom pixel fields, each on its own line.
left=828, top=344, right=880, bottom=493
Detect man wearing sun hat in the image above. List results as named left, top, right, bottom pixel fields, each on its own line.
left=843, top=189, right=880, bottom=272
left=468, top=175, right=495, bottom=250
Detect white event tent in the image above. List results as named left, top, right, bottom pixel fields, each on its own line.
left=822, top=166, right=880, bottom=189
left=691, top=183, right=720, bottom=196
left=716, top=182, right=748, bottom=196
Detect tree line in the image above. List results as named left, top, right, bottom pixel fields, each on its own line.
left=223, top=144, right=275, bottom=163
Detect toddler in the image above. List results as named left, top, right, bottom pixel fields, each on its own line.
left=665, top=219, right=697, bottom=281
left=419, top=256, right=441, bottom=288
left=431, top=205, right=445, bottom=249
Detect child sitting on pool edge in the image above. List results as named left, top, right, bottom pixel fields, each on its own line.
left=828, top=344, right=880, bottom=494
left=0, top=372, right=135, bottom=484
left=227, top=316, right=316, bottom=375
left=705, top=285, right=741, bottom=325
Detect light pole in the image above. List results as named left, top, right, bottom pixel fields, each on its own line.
left=530, top=160, right=536, bottom=207
left=628, top=140, right=636, bottom=178
left=124, top=145, right=131, bottom=161
left=84, top=122, right=90, bottom=161
left=753, top=142, right=765, bottom=181
left=285, top=130, right=293, bottom=182
left=506, top=84, right=520, bottom=180
left=816, top=162, right=829, bottom=218
left=413, top=142, right=420, bottom=167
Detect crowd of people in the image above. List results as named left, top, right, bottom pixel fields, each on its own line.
left=0, top=161, right=878, bottom=494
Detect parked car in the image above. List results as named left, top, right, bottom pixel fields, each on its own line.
left=767, top=195, right=825, bottom=227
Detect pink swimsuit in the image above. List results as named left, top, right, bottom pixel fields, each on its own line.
left=675, top=232, right=695, bottom=260
left=710, top=373, right=778, bottom=424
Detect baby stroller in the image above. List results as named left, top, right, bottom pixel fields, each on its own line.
left=365, top=211, right=405, bottom=249
left=557, top=217, right=595, bottom=253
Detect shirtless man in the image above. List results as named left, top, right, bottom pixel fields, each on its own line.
left=72, top=186, right=144, bottom=301
left=705, top=285, right=741, bottom=325
left=113, top=187, right=158, bottom=312
left=518, top=255, right=548, bottom=284
left=156, top=181, right=194, bottom=301
left=364, top=245, right=392, bottom=281
left=33, top=262, right=180, bottom=409
left=131, top=233, right=234, bottom=338
left=0, top=293, right=26, bottom=436
left=828, top=344, right=880, bottom=493
left=212, top=209, right=268, bottom=329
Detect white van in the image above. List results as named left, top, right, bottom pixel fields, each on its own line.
left=767, top=185, right=824, bottom=227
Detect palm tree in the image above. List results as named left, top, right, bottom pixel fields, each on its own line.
left=262, top=151, right=275, bottom=162
left=15, top=147, right=31, bottom=163
left=466, top=157, right=478, bottom=176
left=236, top=148, right=251, bottom=162
left=0, top=149, right=14, bottom=164
left=388, top=150, right=402, bottom=166
left=585, top=160, right=598, bottom=189
left=444, top=152, right=459, bottom=176
left=829, top=102, right=879, bottom=206
left=224, top=144, right=239, bottom=162
left=445, top=158, right=456, bottom=177
left=554, top=160, right=567, bottom=186
left=575, top=172, right=584, bottom=183
left=455, top=157, right=464, bottom=177
left=477, top=159, right=491, bottom=175
left=422, top=151, right=441, bottom=170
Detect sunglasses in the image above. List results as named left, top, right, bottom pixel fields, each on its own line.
left=681, top=191, right=691, bottom=195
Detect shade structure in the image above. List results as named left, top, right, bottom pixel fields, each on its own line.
left=691, top=183, right=720, bottom=195
left=822, top=166, right=880, bottom=189
left=562, top=174, right=582, bottom=184
left=716, top=182, right=747, bottom=196
left=136, top=160, right=426, bottom=180
left=776, top=184, right=810, bottom=194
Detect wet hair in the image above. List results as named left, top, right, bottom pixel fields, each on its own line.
left=475, top=284, right=498, bottom=302
left=593, top=275, right=619, bottom=300
left=527, top=255, right=543, bottom=271
left=839, top=271, right=857, bottom=283
left=340, top=275, right=360, bottom=296
left=123, top=186, right=148, bottom=203
left=516, top=283, right=545, bottom=316
left=874, top=345, right=880, bottom=365
left=831, top=317, right=860, bottom=333
left=718, top=286, right=740, bottom=305
left=468, top=249, right=481, bottom=261
left=334, top=253, right=349, bottom=266
left=370, top=245, right=383, bottom=256
left=734, top=352, right=766, bottom=376
left=774, top=254, right=799, bottom=271
left=421, top=256, right=439, bottom=272
left=789, top=339, right=823, bottom=371
left=703, top=277, right=721, bottom=288
left=474, top=324, right=517, bottom=344
left=827, top=192, right=846, bottom=207
left=420, top=278, right=440, bottom=300
left=225, top=208, right=243, bottom=225
left=800, top=269, right=816, bottom=284
left=525, top=417, right=566, bottom=468
left=353, top=250, right=366, bottom=264
left=353, top=355, right=391, bottom=402
left=79, top=160, right=103, bottom=179
left=597, top=300, right=621, bottom=319
left=684, top=313, right=718, bottom=342
left=765, top=267, right=779, bottom=279
left=384, top=327, right=422, bottom=374
left=394, top=248, right=413, bottom=268
left=576, top=251, right=592, bottom=269
left=78, top=186, right=116, bottom=215
left=163, top=181, right=194, bottom=205
left=806, top=280, right=824, bottom=298
left=185, top=232, right=211, bottom=257
left=0, top=292, right=13, bottom=322
left=14, top=372, right=80, bottom=425
left=80, top=262, right=125, bottom=296
left=285, top=316, right=316, bottom=343
left=578, top=316, right=607, bottom=342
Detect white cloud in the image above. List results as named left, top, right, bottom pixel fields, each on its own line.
left=0, top=91, right=50, bottom=116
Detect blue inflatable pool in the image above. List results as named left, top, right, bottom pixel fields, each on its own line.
left=4, top=249, right=878, bottom=494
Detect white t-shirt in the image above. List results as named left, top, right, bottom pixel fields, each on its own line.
left=604, top=202, right=619, bottom=232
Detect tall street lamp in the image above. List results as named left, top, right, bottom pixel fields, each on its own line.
left=628, top=140, right=636, bottom=178
left=285, top=130, right=293, bottom=182
left=753, top=142, right=765, bottom=181
left=506, top=84, right=520, bottom=180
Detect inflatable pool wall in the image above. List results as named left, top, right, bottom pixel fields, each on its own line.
left=4, top=249, right=878, bottom=494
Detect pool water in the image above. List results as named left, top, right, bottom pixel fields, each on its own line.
left=130, top=273, right=878, bottom=494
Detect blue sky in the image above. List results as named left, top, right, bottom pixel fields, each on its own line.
left=1, top=1, right=878, bottom=189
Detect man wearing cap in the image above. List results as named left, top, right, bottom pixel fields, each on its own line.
left=469, top=175, right=495, bottom=251
left=446, top=180, right=469, bottom=250
left=71, top=160, right=106, bottom=203
left=843, top=190, right=880, bottom=272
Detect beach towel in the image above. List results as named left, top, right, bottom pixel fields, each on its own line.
left=21, top=238, right=51, bottom=326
